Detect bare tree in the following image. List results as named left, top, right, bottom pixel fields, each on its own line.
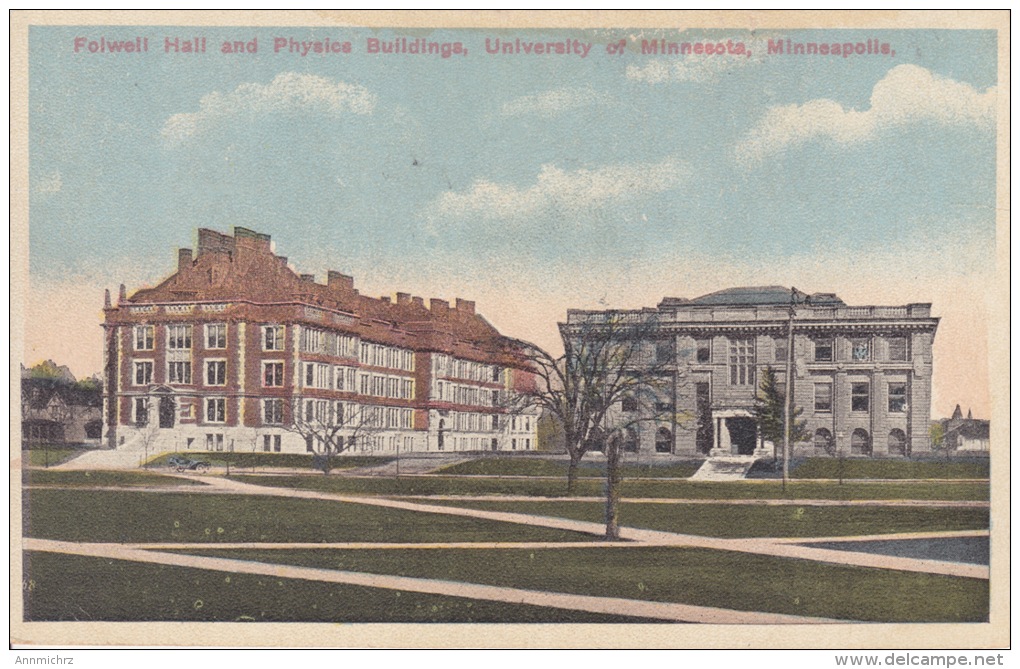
left=503, top=311, right=689, bottom=515
left=282, top=399, right=383, bottom=474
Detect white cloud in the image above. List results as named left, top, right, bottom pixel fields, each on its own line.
left=161, top=73, right=377, bottom=145
left=500, top=87, right=610, bottom=117
left=737, top=64, right=995, bottom=164
left=428, top=157, right=689, bottom=222
left=626, top=54, right=756, bottom=84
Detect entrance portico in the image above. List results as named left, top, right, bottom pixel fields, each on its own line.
left=710, top=409, right=770, bottom=458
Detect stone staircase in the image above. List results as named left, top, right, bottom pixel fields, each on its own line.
left=690, top=455, right=758, bottom=481
left=53, top=431, right=181, bottom=470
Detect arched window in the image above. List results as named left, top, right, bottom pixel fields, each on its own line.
left=655, top=427, right=672, bottom=453
left=851, top=428, right=871, bottom=456
left=623, top=427, right=639, bottom=453
left=813, top=428, right=833, bottom=453
left=888, top=429, right=907, bottom=456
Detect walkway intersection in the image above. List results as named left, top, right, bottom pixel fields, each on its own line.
left=23, top=471, right=989, bottom=623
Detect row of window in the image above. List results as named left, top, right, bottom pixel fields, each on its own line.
left=813, top=380, right=908, bottom=414
left=358, top=341, right=415, bottom=371
left=134, top=360, right=226, bottom=386
left=812, top=427, right=908, bottom=456
left=300, top=327, right=358, bottom=358
left=293, top=399, right=414, bottom=430
left=434, top=381, right=502, bottom=407
left=688, top=335, right=910, bottom=367
left=432, top=354, right=503, bottom=383
left=438, top=436, right=532, bottom=451
left=136, top=325, right=418, bottom=371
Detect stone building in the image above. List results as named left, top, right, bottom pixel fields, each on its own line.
left=565, top=286, right=939, bottom=458
left=102, top=227, right=538, bottom=455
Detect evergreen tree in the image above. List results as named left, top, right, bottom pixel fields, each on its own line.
left=753, top=366, right=808, bottom=450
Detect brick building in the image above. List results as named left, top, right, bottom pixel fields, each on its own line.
left=565, top=286, right=939, bottom=458
left=103, top=227, right=538, bottom=455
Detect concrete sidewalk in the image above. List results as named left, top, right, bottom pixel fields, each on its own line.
left=24, top=537, right=841, bottom=624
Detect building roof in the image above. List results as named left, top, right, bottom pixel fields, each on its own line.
left=113, top=227, right=525, bottom=361
left=660, top=286, right=845, bottom=308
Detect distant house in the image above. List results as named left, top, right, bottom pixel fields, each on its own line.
left=939, top=404, right=990, bottom=453
left=21, top=378, right=103, bottom=446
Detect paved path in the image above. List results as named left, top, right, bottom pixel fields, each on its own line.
left=340, top=455, right=471, bottom=477
left=178, top=476, right=988, bottom=579
left=24, top=537, right=839, bottom=624
left=395, top=494, right=989, bottom=508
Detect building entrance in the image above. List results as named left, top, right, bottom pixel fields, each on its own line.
left=727, top=417, right=757, bottom=455
left=158, top=395, right=176, bottom=429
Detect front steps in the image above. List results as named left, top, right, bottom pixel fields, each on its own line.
left=690, top=455, right=758, bottom=481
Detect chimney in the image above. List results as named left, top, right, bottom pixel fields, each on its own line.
left=233, top=227, right=272, bottom=252
left=277, top=256, right=288, bottom=269
left=177, top=248, right=192, bottom=272
left=300, top=274, right=315, bottom=283
left=327, top=271, right=354, bottom=293
left=455, top=298, right=475, bottom=315
left=118, top=284, right=127, bottom=303
left=430, top=298, right=450, bottom=318
left=104, top=289, right=111, bottom=308
left=380, top=296, right=391, bottom=304
left=412, top=296, right=424, bottom=307
left=396, top=292, right=412, bottom=305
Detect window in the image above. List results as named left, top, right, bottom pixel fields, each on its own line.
left=729, top=338, right=755, bottom=386
left=655, top=427, right=672, bottom=453
left=851, top=382, right=870, bottom=412
left=205, top=323, right=227, bottom=349
left=621, top=396, right=638, bottom=412
left=205, top=398, right=226, bottom=423
left=167, top=324, right=192, bottom=350
left=262, top=434, right=282, bottom=453
left=888, top=382, right=907, bottom=413
left=814, top=382, right=832, bottom=413
left=134, top=361, right=153, bottom=386
left=263, top=399, right=284, bottom=425
left=263, top=325, right=285, bottom=351
left=134, top=397, right=149, bottom=426
left=851, top=428, right=871, bottom=456
left=850, top=337, right=871, bottom=362
left=492, top=365, right=501, bottom=382
left=168, top=361, right=192, bottom=384
left=656, top=340, right=674, bottom=363
left=888, top=429, right=907, bottom=456
left=206, top=360, right=226, bottom=386
left=134, top=325, right=154, bottom=351
left=813, top=428, right=833, bottom=452
left=887, top=337, right=908, bottom=361
left=695, top=338, right=711, bottom=363
left=206, top=433, right=225, bottom=451
left=774, top=337, right=788, bottom=362
left=814, top=338, right=833, bottom=362
left=263, top=362, right=284, bottom=387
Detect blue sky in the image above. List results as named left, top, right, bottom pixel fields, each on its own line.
left=25, top=26, right=999, bottom=415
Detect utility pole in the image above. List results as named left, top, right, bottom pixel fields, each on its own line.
left=782, top=287, right=796, bottom=492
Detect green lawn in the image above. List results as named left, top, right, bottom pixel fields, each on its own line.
left=22, top=488, right=594, bottom=544
left=437, top=457, right=702, bottom=479
left=24, top=469, right=206, bottom=488
left=234, top=474, right=990, bottom=501
left=181, top=546, right=988, bottom=623
left=145, top=451, right=393, bottom=470
left=23, top=449, right=85, bottom=468
left=792, top=458, right=990, bottom=480
left=22, top=551, right=648, bottom=623
left=417, top=500, right=989, bottom=539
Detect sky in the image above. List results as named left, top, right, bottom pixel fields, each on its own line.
left=23, top=26, right=999, bottom=418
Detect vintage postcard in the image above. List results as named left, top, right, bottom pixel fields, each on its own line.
left=10, top=11, right=1009, bottom=651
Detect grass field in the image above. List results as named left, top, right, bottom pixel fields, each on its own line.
left=22, top=488, right=594, bottom=544
left=22, top=551, right=648, bottom=623
left=416, top=500, right=990, bottom=539
left=23, top=449, right=85, bottom=468
left=234, top=474, right=990, bottom=501
left=178, top=545, right=988, bottom=623
left=437, top=457, right=702, bottom=479
left=791, top=459, right=989, bottom=480
left=145, top=451, right=394, bottom=470
left=24, top=469, right=206, bottom=488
